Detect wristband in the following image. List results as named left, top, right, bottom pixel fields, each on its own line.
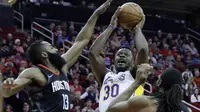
left=109, top=24, right=115, bottom=30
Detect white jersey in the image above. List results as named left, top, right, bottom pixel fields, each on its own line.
left=99, top=71, right=135, bottom=112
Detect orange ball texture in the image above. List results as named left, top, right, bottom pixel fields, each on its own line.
left=118, top=2, right=144, bottom=30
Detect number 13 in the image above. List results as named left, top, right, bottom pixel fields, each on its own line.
left=103, top=84, right=119, bottom=101
left=62, top=94, right=69, bottom=110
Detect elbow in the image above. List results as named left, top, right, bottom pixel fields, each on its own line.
left=1, top=88, right=12, bottom=98
left=2, top=93, right=11, bottom=98
left=138, top=48, right=148, bottom=55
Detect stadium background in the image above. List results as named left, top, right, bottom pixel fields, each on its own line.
left=0, top=0, right=200, bottom=112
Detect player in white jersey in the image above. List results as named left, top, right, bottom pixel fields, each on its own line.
left=107, top=67, right=190, bottom=112
left=88, top=6, right=148, bottom=112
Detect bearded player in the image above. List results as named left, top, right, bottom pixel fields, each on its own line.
left=107, top=67, right=189, bottom=112
left=88, top=6, right=148, bottom=112
left=0, top=0, right=112, bottom=111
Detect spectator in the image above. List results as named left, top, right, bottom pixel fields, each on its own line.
left=188, top=42, right=198, bottom=55
left=175, top=55, right=185, bottom=72
left=49, top=23, right=55, bottom=32
left=104, top=54, right=111, bottom=67
left=190, top=88, right=200, bottom=103
left=23, top=102, right=30, bottom=112
left=56, top=30, right=68, bottom=48
left=13, top=52, right=24, bottom=66
left=148, top=51, right=157, bottom=66
left=14, top=39, right=24, bottom=54
left=182, top=68, right=193, bottom=85
left=81, top=99, right=95, bottom=112
left=80, top=84, right=98, bottom=103
left=110, top=33, right=120, bottom=50
left=120, top=36, right=130, bottom=47
left=5, top=104, right=13, bottom=112
left=70, top=78, right=83, bottom=99
left=193, top=68, right=200, bottom=87
left=7, top=33, right=13, bottom=43
left=84, top=73, right=98, bottom=88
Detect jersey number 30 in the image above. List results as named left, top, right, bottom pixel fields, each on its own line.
left=103, top=84, right=119, bottom=101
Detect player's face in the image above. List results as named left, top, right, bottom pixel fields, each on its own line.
left=114, top=48, right=133, bottom=72
left=41, top=41, right=59, bottom=54
left=41, top=41, right=66, bottom=70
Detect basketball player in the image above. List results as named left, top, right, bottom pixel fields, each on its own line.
left=88, top=7, right=148, bottom=112
left=0, top=0, right=113, bottom=111
left=107, top=68, right=188, bottom=112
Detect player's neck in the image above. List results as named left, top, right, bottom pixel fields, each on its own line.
left=42, top=60, right=58, bottom=72
left=116, top=69, right=128, bottom=73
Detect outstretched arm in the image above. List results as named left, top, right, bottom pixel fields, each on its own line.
left=62, top=0, right=112, bottom=69
left=107, top=64, right=153, bottom=112
left=88, top=7, right=120, bottom=85
left=0, top=68, right=40, bottom=98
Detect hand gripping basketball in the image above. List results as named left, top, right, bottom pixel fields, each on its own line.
left=136, top=64, right=153, bottom=84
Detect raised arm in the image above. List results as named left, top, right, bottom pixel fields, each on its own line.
left=88, top=7, right=120, bottom=85
left=107, top=64, right=153, bottom=112
left=0, top=68, right=38, bottom=98
left=134, top=26, right=149, bottom=65
left=130, top=14, right=148, bottom=79
left=62, top=0, right=112, bottom=68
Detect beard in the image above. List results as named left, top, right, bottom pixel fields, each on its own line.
left=47, top=52, right=66, bottom=70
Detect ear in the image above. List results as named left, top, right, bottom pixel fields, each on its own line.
left=41, top=52, right=48, bottom=58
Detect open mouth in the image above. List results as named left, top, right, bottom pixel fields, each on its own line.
left=117, top=59, right=126, bottom=64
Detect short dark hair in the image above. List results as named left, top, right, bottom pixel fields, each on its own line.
left=118, top=46, right=133, bottom=55
left=27, top=40, right=44, bottom=65
left=161, top=68, right=182, bottom=90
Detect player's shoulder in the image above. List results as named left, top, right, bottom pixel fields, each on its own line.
left=24, top=67, right=41, bottom=73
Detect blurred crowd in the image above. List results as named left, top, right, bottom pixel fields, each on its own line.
left=28, top=0, right=100, bottom=9
left=1, top=18, right=200, bottom=111
left=1, top=0, right=200, bottom=110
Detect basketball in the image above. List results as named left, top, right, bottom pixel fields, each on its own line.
left=118, top=2, right=144, bottom=30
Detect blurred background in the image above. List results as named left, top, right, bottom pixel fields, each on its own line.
left=0, top=0, right=200, bottom=112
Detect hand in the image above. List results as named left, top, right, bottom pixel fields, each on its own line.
left=130, top=13, right=145, bottom=32
left=2, top=78, right=17, bottom=89
left=95, top=0, right=112, bottom=16
left=110, top=6, right=121, bottom=29
left=135, top=64, right=153, bottom=84
left=137, top=13, right=145, bottom=29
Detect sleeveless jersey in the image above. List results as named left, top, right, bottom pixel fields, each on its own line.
left=99, top=71, right=135, bottom=112
left=28, top=64, right=71, bottom=112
